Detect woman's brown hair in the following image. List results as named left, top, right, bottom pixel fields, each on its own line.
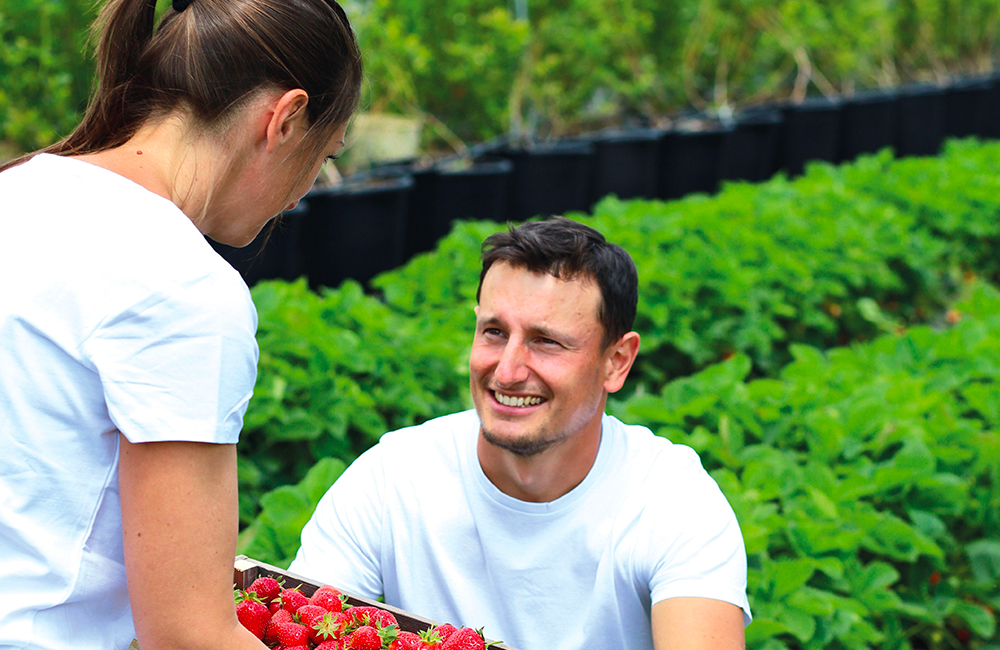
left=1, top=0, right=363, bottom=171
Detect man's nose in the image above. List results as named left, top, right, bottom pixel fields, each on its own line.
left=493, top=340, right=529, bottom=386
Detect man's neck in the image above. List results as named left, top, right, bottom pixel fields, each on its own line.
left=476, top=424, right=602, bottom=503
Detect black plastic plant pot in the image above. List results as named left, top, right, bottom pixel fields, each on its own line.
left=894, top=82, right=946, bottom=158
left=717, top=108, right=784, bottom=183
left=838, top=88, right=900, bottom=163
left=586, top=128, right=666, bottom=204
left=778, top=96, right=842, bottom=176
left=299, top=174, right=414, bottom=290
left=942, top=76, right=995, bottom=140
left=209, top=200, right=308, bottom=287
left=657, top=123, right=731, bottom=200
left=985, top=73, right=1000, bottom=140
left=402, top=159, right=513, bottom=260
left=489, top=140, right=595, bottom=222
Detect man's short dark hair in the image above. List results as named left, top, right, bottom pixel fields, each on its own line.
left=477, top=217, right=638, bottom=348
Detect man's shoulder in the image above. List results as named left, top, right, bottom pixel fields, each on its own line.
left=605, top=414, right=709, bottom=483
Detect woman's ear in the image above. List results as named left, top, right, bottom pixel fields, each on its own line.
left=265, top=89, right=310, bottom=154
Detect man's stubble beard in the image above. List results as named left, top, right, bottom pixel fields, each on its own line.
left=480, top=424, right=570, bottom=457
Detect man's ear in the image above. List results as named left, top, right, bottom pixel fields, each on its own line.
left=603, top=331, right=641, bottom=394
left=265, top=88, right=310, bottom=154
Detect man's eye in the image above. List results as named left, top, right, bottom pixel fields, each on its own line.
left=325, top=155, right=340, bottom=162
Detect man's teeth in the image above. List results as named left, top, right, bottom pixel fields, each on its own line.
left=495, top=392, right=543, bottom=407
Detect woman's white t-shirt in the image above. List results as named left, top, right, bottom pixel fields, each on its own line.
left=0, top=154, right=259, bottom=650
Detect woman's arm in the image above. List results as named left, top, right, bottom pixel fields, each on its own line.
left=118, top=433, right=265, bottom=650
left=652, top=597, right=746, bottom=650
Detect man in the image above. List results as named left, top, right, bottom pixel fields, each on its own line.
left=289, top=217, right=751, bottom=649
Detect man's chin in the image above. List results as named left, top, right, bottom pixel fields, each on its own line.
left=480, top=425, right=557, bottom=457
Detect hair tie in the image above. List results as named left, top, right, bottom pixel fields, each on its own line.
left=172, top=0, right=192, bottom=11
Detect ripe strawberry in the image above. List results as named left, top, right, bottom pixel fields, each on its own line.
left=389, top=630, right=424, bottom=650
left=264, top=608, right=294, bottom=645
left=309, top=611, right=343, bottom=645
left=279, top=587, right=311, bottom=615
left=315, top=641, right=345, bottom=650
left=234, top=590, right=270, bottom=640
left=311, top=585, right=345, bottom=613
left=297, top=604, right=328, bottom=630
left=441, top=627, right=487, bottom=650
left=347, top=605, right=397, bottom=629
left=345, top=625, right=382, bottom=650
left=315, top=640, right=345, bottom=650
left=434, top=624, right=458, bottom=641
left=248, top=575, right=282, bottom=604
left=276, top=621, right=311, bottom=648
left=284, top=646, right=312, bottom=650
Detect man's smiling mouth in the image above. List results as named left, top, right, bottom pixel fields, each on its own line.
left=493, top=390, right=544, bottom=408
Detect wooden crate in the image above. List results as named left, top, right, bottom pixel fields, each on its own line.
left=234, top=555, right=516, bottom=649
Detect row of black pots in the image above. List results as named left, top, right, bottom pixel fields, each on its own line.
left=213, top=72, right=1000, bottom=289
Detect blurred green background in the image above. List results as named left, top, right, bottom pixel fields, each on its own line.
left=2, top=0, right=999, bottom=166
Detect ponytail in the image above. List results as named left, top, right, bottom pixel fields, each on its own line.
left=1, top=0, right=363, bottom=172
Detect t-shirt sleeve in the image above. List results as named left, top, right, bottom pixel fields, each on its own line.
left=643, top=447, right=752, bottom=625
left=288, top=444, right=387, bottom=599
left=83, top=271, right=258, bottom=445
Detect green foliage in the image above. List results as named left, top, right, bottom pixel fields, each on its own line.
left=5, top=0, right=997, bottom=155
left=608, top=279, right=1000, bottom=650
left=237, top=457, right=348, bottom=569
left=0, top=0, right=95, bottom=153
left=237, top=278, right=468, bottom=526
left=352, top=0, right=530, bottom=142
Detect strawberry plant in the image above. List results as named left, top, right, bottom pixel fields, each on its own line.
left=608, top=279, right=1000, bottom=650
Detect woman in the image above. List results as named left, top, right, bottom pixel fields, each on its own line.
left=0, top=0, right=362, bottom=648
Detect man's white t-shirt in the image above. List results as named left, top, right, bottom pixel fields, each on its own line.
left=290, top=410, right=751, bottom=650
left=0, top=154, right=259, bottom=650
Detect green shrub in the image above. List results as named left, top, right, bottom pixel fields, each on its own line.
left=237, top=278, right=469, bottom=526
left=608, top=279, right=1000, bottom=650
left=0, top=0, right=95, bottom=153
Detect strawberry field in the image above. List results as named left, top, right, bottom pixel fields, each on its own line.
left=236, top=139, right=1000, bottom=650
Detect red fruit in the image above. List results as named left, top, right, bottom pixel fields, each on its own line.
left=348, top=605, right=397, bottom=629
left=316, top=641, right=345, bottom=650
left=284, top=646, right=312, bottom=650
left=248, top=575, right=282, bottom=604
left=311, top=585, right=345, bottom=613
left=310, top=611, right=344, bottom=645
left=332, top=610, right=357, bottom=637
left=297, top=604, right=328, bottom=629
left=264, top=608, right=294, bottom=645
left=279, top=587, right=311, bottom=615
left=389, top=630, right=424, bottom=650
left=434, top=624, right=458, bottom=641
left=234, top=590, right=270, bottom=640
left=276, top=621, right=311, bottom=647
left=346, top=625, right=383, bottom=650
left=315, top=641, right=345, bottom=650
left=441, top=627, right=487, bottom=650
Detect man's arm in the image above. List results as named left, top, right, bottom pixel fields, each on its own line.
left=652, top=597, right=746, bottom=650
left=118, top=433, right=265, bottom=650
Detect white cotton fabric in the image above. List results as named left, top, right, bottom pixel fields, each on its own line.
left=290, top=410, right=751, bottom=650
left=0, top=154, right=259, bottom=650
